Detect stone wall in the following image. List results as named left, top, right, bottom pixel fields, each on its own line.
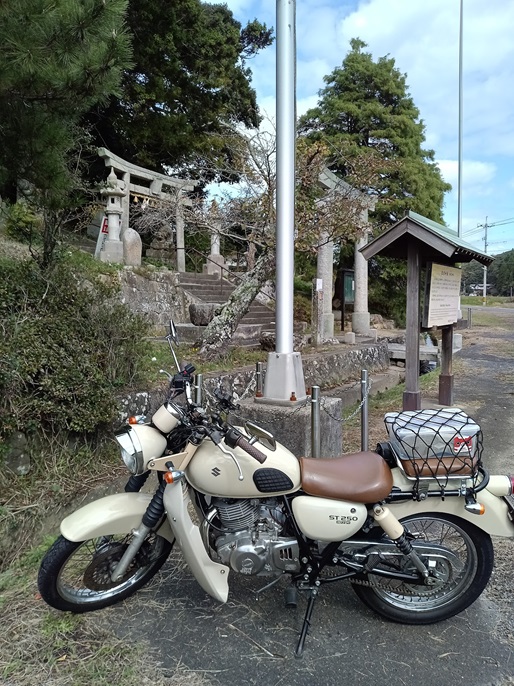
left=119, top=267, right=193, bottom=332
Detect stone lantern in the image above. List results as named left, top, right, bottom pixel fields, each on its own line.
left=99, top=167, right=125, bottom=263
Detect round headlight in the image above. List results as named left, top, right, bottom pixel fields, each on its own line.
left=114, top=426, right=144, bottom=475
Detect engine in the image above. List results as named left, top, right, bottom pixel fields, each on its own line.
left=209, top=498, right=300, bottom=576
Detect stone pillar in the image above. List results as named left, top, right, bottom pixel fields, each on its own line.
left=121, top=171, right=130, bottom=235
left=316, top=231, right=334, bottom=341
left=99, top=168, right=124, bottom=264
left=352, top=210, right=371, bottom=334
left=176, top=200, right=185, bottom=272
left=204, top=220, right=225, bottom=277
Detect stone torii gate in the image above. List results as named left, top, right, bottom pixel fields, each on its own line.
left=314, top=168, right=376, bottom=342
left=98, top=148, right=198, bottom=270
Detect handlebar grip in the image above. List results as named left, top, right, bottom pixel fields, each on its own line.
left=234, top=436, right=267, bottom=464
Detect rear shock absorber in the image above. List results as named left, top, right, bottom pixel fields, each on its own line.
left=372, top=505, right=432, bottom=582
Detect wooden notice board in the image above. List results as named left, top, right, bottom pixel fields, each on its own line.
left=422, top=263, right=462, bottom=328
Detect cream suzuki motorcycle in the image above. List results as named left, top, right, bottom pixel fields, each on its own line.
left=38, top=323, right=514, bottom=656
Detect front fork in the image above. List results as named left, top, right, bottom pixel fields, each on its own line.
left=111, top=468, right=182, bottom=583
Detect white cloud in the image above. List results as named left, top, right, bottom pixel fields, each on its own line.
left=437, top=160, right=497, bottom=191
left=210, top=0, right=514, bottom=251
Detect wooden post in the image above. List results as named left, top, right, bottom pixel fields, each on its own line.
left=403, top=241, right=421, bottom=410
left=439, top=324, right=454, bottom=405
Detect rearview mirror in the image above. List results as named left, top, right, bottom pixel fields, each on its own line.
left=244, top=421, right=276, bottom=451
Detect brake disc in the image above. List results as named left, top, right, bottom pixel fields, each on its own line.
left=83, top=543, right=142, bottom=591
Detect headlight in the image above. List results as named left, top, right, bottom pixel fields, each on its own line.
left=115, top=425, right=144, bottom=475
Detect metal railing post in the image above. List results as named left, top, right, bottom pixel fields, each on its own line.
left=467, top=307, right=472, bottom=328
left=361, top=370, right=369, bottom=452
left=194, top=373, right=203, bottom=406
left=311, top=385, right=321, bottom=458
left=255, top=362, right=263, bottom=398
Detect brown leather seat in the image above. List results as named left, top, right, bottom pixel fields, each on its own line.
left=300, top=452, right=393, bottom=503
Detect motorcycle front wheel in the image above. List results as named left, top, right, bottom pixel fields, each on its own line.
left=38, top=532, right=173, bottom=612
left=351, top=513, right=494, bottom=624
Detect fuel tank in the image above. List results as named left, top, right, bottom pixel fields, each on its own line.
left=186, top=437, right=301, bottom=497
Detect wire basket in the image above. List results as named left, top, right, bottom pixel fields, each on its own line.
left=384, top=408, right=483, bottom=488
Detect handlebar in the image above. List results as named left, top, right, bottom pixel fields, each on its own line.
left=233, top=435, right=267, bottom=464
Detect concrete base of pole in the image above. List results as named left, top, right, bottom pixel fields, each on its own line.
left=352, top=311, right=370, bottom=335
left=322, top=312, right=335, bottom=341
left=203, top=254, right=225, bottom=277
left=259, top=352, right=306, bottom=404
left=99, top=240, right=124, bottom=264
left=237, top=396, right=342, bottom=458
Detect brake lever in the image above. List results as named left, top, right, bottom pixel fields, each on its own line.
left=208, top=427, right=244, bottom=481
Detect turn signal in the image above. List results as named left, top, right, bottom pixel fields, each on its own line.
left=465, top=501, right=486, bottom=515
left=163, top=471, right=175, bottom=484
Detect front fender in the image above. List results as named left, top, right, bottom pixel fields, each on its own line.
left=388, top=488, right=514, bottom=537
left=60, top=492, right=174, bottom=543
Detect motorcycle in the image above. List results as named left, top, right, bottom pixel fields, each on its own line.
left=38, top=322, right=514, bottom=656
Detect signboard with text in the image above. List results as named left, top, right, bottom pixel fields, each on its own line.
left=422, top=262, right=462, bottom=327
left=94, top=215, right=109, bottom=258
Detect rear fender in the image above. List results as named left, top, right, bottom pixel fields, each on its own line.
left=60, top=492, right=174, bottom=543
left=388, top=488, right=514, bottom=537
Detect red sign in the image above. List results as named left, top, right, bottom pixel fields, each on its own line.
left=101, top=216, right=109, bottom=233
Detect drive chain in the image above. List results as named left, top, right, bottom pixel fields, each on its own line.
left=349, top=576, right=439, bottom=597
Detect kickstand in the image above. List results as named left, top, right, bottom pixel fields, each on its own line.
left=294, top=590, right=318, bottom=659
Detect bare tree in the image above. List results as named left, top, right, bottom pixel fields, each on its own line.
left=132, top=128, right=387, bottom=359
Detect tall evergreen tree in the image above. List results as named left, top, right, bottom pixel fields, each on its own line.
left=299, top=39, right=451, bottom=324
left=299, top=39, right=450, bottom=225
left=87, top=0, right=273, bottom=174
left=0, top=0, right=132, bottom=203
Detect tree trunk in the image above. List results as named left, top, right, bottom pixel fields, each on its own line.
left=199, top=251, right=275, bottom=359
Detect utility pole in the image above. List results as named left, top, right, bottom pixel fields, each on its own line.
left=481, top=217, right=488, bottom=306
left=457, top=0, right=464, bottom=238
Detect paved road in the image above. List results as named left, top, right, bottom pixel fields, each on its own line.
left=103, top=318, right=514, bottom=686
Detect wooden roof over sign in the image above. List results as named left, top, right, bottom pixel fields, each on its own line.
left=360, top=211, right=494, bottom=267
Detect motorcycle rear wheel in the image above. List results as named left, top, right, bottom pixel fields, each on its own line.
left=351, top=513, right=494, bottom=624
left=38, top=532, right=173, bottom=612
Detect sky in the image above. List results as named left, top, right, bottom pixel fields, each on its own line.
left=212, top=0, right=514, bottom=255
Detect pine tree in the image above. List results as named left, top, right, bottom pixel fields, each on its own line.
left=85, top=0, right=273, bottom=174
left=299, top=39, right=450, bottom=225
left=0, top=0, right=132, bottom=203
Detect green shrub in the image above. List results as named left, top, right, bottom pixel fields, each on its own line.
left=1, top=202, right=42, bottom=243
left=0, top=257, right=150, bottom=438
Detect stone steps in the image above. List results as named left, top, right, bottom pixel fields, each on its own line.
left=178, top=272, right=275, bottom=346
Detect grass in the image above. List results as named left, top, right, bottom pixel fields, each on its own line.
left=0, top=541, right=209, bottom=686
left=342, top=368, right=441, bottom=453
left=461, top=295, right=514, bottom=307
left=0, top=436, right=126, bottom=571
left=143, top=341, right=268, bottom=384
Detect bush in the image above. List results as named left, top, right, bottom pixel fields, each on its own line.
left=0, top=256, right=150, bottom=438
left=1, top=202, right=42, bottom=243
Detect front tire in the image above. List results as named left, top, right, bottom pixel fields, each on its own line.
left=351, top=513, right=494, bottom=624
left=38, top=532, right=173, bottom=612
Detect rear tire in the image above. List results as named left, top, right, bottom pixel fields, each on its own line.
left=38, top=532, right=172, bottom=613
left=351, top=513, right=494, bottom=624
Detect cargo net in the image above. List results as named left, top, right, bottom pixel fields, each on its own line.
left=384, top=408, right=483, bottom=490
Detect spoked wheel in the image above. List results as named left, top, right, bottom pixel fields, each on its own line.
left=351, top=513, right=494, bottom=624
left=38, top=532, right=173, bottom=612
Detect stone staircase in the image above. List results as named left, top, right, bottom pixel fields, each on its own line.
left=177, top=272, right=275, bottom=347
